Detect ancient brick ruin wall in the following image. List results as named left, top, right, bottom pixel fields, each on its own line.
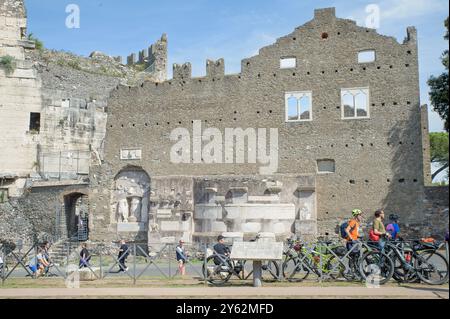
left=27, top=43, right=169, bottom=179
left=419, top=186, right=449, bottom=239
left=0, top=183, right=89, bottom=244
left=1, top=3, right=447, bottom=244
left=1, top=0, right=168, bottom=242
left=90, top=8, right=430, bottom=242
left=126, top=33, right=168, bottom=83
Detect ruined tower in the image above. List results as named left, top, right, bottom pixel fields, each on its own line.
left=0, top=0, right=41, bottom=197
left=126, top=33, right=168, bottom=82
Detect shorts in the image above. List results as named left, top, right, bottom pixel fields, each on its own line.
left=29, top=265, right=37, bottom=273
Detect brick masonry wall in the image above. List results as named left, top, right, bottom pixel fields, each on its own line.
left=419, top=186, right=449, bottom=239
left=0, top=184, right=89, bottom=244
left=90, top=8, right=428, bottom=240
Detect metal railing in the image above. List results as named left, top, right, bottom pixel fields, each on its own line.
left=0, top=241, right=209, bottom=285
left=1, top=239, right=448, bottom=286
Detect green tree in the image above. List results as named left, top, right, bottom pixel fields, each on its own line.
left=430, top=132, right=449, bottom=181
left=428, top=17, right=449, bottom=132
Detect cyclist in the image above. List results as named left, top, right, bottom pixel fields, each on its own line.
left=213, top=235, right=230, bottom=266
left=386, top=214, right=400, bottom=240
left=345, top=209, right=364, bottom=254
left=371, top=210, right=391, bottom=249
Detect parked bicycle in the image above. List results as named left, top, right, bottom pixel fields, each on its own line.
left=202, top=253, right=244, bottom=285
left=282, top=239, right=345, bottom=282
left=386, top=238, right=449, bottom=285
left=203, top=253, right=281, bottom=285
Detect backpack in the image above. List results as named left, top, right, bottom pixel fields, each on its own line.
left=340, top=221, right=349, bottom=239
left=369, top=229, right=380, bottom=242
left=340, top=220, right=357, bottom=239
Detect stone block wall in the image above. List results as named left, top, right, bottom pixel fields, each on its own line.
left=0, top=182, right=89, bottom=244
left=94, top=8, right=426, bottom=242
left=416, top=186, right=449, bottom=239
left=0, top=0, right=41, bottom=197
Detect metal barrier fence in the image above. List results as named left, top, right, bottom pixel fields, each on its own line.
left=1, top=239, right=448, bottom=286
left=0, top=241, right=209, bottom=285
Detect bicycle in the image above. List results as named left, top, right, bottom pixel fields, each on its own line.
left=411, top=239, right=448, bottom=285
left=202, top=253, right=244, bottom=285
left=375, top=238, right=448, bottom=285
left=385, top=239, right=420, bottom=283
left=358, top=240, right=395, bottom=285
left=282, top=240, right=344, bottom=282
left=202, top=252, right=280, bottom=284
left=240, top=259, right=280, bottom=281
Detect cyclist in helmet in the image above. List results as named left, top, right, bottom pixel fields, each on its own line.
left=386, top=214, right=400, bottom=240
left=345, top=209, right=364, bottom=253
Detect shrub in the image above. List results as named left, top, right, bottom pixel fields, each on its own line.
left=0, top=55, right=16, bottom=75
left=27, top=33, right=44, bottom=51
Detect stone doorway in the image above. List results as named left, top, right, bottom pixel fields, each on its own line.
left=63, top=193, right=89, bottom=241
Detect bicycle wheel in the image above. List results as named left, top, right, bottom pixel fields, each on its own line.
left=390, top=255, right=419, bottom=283
left=202, top=254, right=233, bottom=285
left=323, top=256, right=342, bottom=280
left=359, top=250, right=394, bottom=285
left=415, top=250, right=449, bottom=285
left=282, top=256, right=310, bottom=282
left=261, top=260, right=280, bottom=281
left=340, top=258, right=362, bottom=282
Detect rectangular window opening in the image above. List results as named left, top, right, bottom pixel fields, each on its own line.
left=317, top=159, right=335, bottom=173
left=29, top=112, right=41, bottom=133
left=358, top=50, right=376, bottom=63
left=280, top=57, right=297, bottom=69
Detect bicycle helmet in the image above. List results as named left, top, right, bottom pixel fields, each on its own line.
left=389, top=213, right=399, bottom=221
left=352, top=209, right=362, bottom=217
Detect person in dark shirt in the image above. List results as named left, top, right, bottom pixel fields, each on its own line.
left=118, top=240, right=129, bottom=272
left=79, top=243, right=91, bottom=268
left=176, top=239, right=188, bottom=276
left=213, top=235, right=230, bottom=265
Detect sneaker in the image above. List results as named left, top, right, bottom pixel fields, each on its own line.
left=125, top=267, right=129, bottom=271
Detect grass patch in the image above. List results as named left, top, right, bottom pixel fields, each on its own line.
left=0, top=55, right=16, bottom=75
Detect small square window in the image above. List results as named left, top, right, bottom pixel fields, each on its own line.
left=358, top=50, right=376, bottom=63
left=285, top=91, right=312, bottom=122
left=280, top=57, right=296, bottom=69
left=317, top=159, right=335, bottom=173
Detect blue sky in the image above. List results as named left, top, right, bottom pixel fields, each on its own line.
left=25, top=0, right=449, bottom=133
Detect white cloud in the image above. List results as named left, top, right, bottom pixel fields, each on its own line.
left=380, top=0, right=447, bottom=20
left=346, top=0, right=448, bottom=28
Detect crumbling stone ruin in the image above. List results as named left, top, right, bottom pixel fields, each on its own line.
left=1, top=1, right=448, bottom=248
left=0, top=0, right=166, bottom=242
